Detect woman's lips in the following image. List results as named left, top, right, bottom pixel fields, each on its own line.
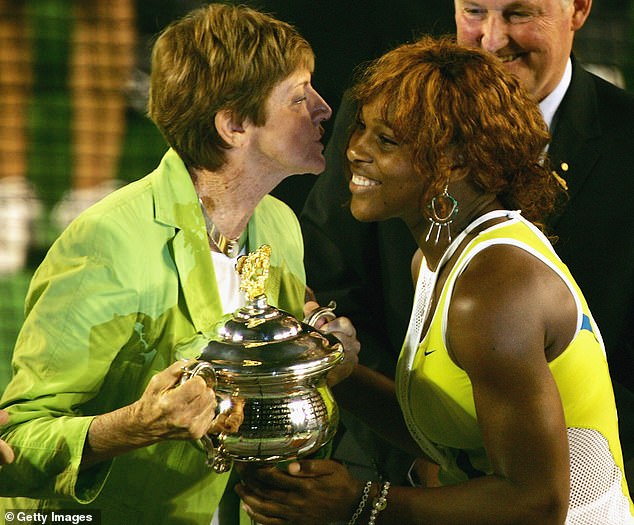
left=350, top=173, right=380, bottom=187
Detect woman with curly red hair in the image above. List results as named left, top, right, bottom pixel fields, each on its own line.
left=237, top=36, right=634, bottom=525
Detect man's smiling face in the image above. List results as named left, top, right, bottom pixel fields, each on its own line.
left=455, top=0, right=580, bottom=102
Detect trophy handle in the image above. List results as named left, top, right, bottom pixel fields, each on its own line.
left=179, top=362, right=232, bottom=471
left=179, top=360, right=217, bottom=389
left=303, top=300, right=337, bottom=327
left=200, top=434, right=233, bottom=473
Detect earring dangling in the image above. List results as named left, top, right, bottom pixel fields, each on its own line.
left=425, top=184, right=459, bottom=245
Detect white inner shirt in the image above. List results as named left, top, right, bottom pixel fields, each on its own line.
left=210, top=248, right=247, bottom=314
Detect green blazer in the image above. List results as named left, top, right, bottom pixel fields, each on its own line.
left=0, top=149, right=306, bottom=524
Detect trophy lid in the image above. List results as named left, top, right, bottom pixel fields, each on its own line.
left=199, top=245, right=343, bottom=380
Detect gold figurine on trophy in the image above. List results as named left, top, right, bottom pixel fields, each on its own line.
left=236, top=244, right=271, bottom=301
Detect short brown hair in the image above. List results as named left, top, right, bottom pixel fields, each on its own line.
left=148, top=3, right=314, bottom=171
left=351, top=36, right=563, bottom=224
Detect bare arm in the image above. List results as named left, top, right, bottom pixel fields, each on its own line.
left=373, top=245, right=572, bottom=524
left=436, top=245, right=571, bottom=522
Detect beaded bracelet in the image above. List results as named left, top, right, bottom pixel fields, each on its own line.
left=348, top=480, right=372, bottom=525
left=368, top=481, right=391, bottom=525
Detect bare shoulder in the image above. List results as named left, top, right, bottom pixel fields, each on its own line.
left=446, top=243, right=575, bottom=370
left=452, top=243, right=549, bottom=305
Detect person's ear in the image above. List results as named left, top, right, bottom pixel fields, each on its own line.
left=442, top=149, right=468, bottom=181
left=214, top=109, right=247, bottom=147
left=570, top=0, right=592, bottom=31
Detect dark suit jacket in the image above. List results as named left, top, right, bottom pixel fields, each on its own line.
left=300, top=57, right=634, bottom=483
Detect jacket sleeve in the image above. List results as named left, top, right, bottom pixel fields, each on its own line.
left=0, top=213, right=141, bottom=502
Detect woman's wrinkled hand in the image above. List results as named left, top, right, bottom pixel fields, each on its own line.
left=304, top=300, right=360, bottom=386
left=235, top=459, right=363, bottom=525
left=129, top=359, right=219, bottom=442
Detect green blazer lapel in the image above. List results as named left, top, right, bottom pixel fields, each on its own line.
left=171, top=229, right=224, bottom=335
left=152, top=150, right=224, bottom=335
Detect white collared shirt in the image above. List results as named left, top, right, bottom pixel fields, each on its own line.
left=539, top=58, right=572, bottom=131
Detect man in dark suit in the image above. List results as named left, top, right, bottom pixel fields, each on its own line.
left=301, top=0, right=634, bottom=488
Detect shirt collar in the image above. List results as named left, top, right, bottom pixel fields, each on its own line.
left=539, top=58, right=572, bottom=130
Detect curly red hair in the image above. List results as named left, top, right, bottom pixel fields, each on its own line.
left=351, top=35, right=564, bottom=225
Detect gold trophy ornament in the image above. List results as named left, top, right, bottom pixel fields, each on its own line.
left=181, top=245, right=343, bottom=473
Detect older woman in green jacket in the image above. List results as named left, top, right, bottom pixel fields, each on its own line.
left=0, top=5, right=355, bottom=524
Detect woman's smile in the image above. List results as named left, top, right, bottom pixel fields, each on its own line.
left=350, top=172, right=381, bottom=189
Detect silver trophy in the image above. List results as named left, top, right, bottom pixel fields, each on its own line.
left=181, top=245, right=343, bottom=472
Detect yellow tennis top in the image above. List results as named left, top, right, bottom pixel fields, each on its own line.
left=396, top=211, right=633, bottom=522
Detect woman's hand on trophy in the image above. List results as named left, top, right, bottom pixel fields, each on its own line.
left=130, top=360, right=219, bottom=442
left=81, top=360, right=220, bottom=469
left=235, top=459, right=363, bottom=525
left=304, top=300, right=360, bottom=386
